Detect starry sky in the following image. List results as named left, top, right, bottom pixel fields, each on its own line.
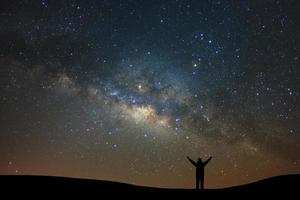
left=0, top=0, right=299, bottom=188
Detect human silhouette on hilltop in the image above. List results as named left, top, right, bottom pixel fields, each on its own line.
left=187, top=156, right=212, bottom=190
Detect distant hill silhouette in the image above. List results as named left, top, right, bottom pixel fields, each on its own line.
left=0, top=174, right=299, bottom=197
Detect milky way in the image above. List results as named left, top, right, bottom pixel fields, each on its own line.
left=0, top=0, right=299, bottom=188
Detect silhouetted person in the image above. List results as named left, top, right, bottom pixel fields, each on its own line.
left=187, top=156, right=212, bottom=190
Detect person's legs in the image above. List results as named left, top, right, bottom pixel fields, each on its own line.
left=196, top=176, right=199, bottom=190
left=201, top=175, right=204, bottom=190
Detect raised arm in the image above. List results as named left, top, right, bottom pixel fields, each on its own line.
left=187, top=156, right=197, bottom=166
left=203, top=156, right=212, bottom=166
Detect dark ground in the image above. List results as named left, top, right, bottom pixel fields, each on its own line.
left=0, top=174, right=299, bottom=198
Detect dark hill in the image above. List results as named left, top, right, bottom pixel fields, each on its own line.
left=0, top=174, right=299, bottom=198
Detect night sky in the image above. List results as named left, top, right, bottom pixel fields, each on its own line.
left=0, top=0, right=299, bottom=188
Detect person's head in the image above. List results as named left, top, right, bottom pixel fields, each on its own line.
left=197, top=158, right=203, bottom=163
